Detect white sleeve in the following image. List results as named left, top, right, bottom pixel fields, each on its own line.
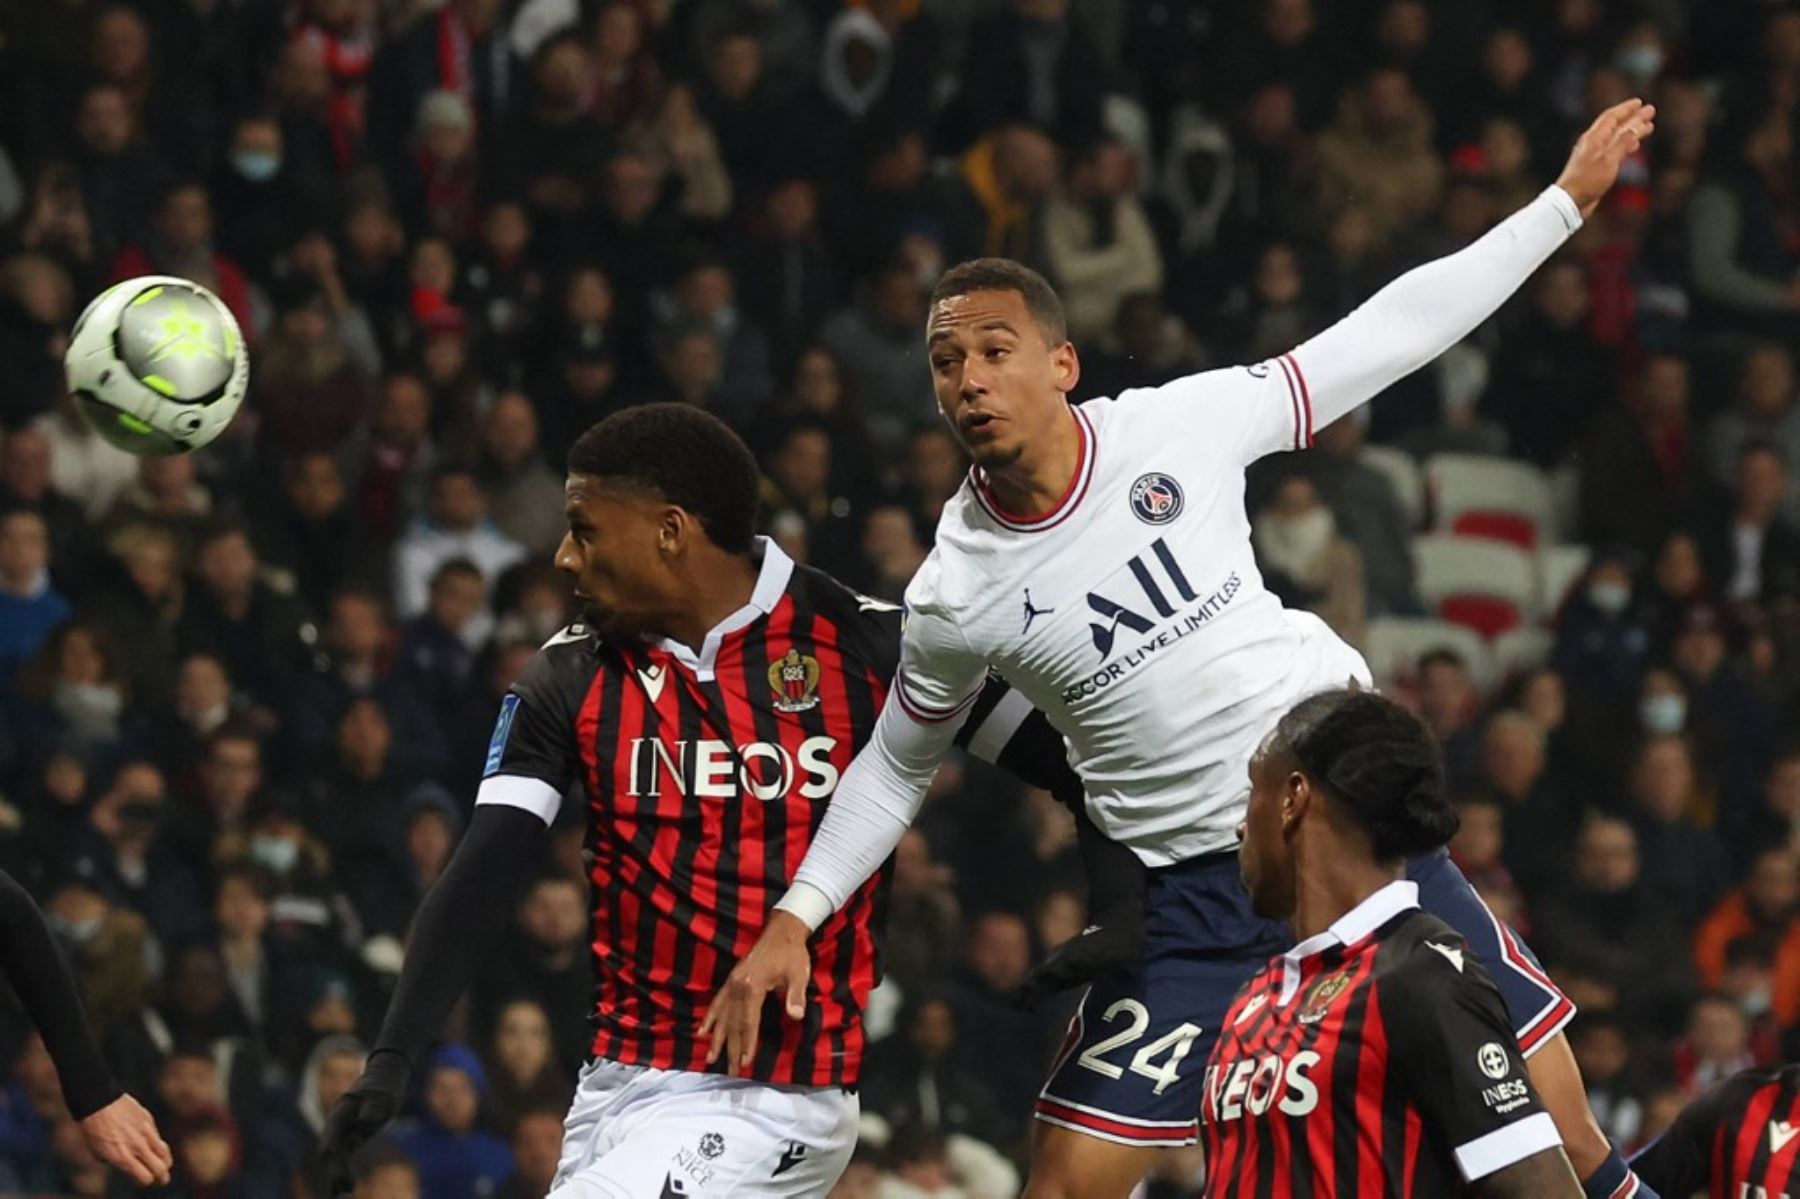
left=775, top=603, right=987, bottom=930
left=1288, top=185, right=1583, bottom=442
left=1139, top=186, right=1583, bottom=468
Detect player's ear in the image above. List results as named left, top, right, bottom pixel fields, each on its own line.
left=1050, top=339, right=1081, bottom=397
left=1282, top=771, right=1311, bottom=837
left=658, top=506, right=686, bottom=555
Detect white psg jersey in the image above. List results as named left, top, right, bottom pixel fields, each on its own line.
left=895, top=360, right=1370, bottom=865
left=783, top=185, right=1581, bottom=922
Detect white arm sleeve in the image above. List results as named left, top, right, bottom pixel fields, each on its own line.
left=775, top=598, right=986, bottom=931
left=1290, top=185, right=1583, bottom=438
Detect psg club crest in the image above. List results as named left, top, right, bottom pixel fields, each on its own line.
left=1130, top=472, right=1185, bottom=525
left=769, top=649, right=822, bottom=713
left=1297, top=971, right=1352, bottom=1025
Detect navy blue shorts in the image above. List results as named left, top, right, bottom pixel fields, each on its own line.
left=1034, top=847, right=1575, bottom=1146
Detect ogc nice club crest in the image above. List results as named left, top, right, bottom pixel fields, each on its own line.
left=769, top=649, right=822, bottom=713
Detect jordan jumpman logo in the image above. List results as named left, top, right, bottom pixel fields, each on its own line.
left=1021, top=589, right=1055, bottom=635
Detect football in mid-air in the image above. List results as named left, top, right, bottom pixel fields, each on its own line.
left=64, top=275, right=248, bottom=456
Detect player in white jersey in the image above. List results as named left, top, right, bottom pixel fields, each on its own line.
left=704, top=101, right=1659, bottom=1198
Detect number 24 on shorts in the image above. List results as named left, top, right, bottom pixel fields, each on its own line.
left=1076, top=1000, right=1204, bottom=1096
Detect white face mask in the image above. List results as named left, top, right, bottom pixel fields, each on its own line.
left=1587, top=581, right=1631, bottom=614
left=1639, top=693, right=1687, bottom=735
left=251, top=835, right=300, bottom=875
left=1254, top=507, right=1336, bottom=581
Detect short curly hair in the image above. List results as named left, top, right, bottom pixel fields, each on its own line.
left=567, top=404, right=759, bottom=554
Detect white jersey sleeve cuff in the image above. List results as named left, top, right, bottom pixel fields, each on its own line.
left=1541, top=184, right=1584, bottom=233
left=475, top=775, right=563, bottom=825
left=1453, top=1111, right=1562, bottom=1182
left=774, top=881, right=837, bottom=932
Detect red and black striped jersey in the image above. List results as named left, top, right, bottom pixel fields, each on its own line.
left=475, top=542, right=1070, bottom=1088
left=1202, top=880, right=1562, bottom=1197
left=1632, top=1063, right=1800, bottom=1199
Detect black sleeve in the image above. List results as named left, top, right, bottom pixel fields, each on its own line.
left=956, top=675, right=1146, bottom=921
left=1630, top=1072, right=1748, bottom=1197
left=368, top=804, right=546, bottom=1067
left=0, top=870, right=121, bottom=1118
left=1382, top=931, right=1558, bottom=1181
left=482, top=635, right=591, bottom=799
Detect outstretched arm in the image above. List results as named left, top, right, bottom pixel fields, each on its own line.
left=0, top=870, right=172, bottom=1186
left=320, top=804, right=544, bottom=1194
left=1290, top=99, right=1654, bottom=437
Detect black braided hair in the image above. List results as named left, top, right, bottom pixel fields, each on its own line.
left=1269, top=688, right=1457, bottom=861
left=567, top=403, right=760, bottom=555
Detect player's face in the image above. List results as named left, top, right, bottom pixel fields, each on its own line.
left=1239, top=742, right=1299, bottom=921
left=556, top=473, right=679, bottom=643
left=927, top=289, right=1079, bottom=471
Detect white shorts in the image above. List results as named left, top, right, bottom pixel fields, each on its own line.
left=548, top=1058, right=860, bottom=1198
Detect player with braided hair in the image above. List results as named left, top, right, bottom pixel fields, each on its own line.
left=1208, top=688, right=1582, bottom=1196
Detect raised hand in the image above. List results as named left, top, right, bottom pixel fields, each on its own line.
left=1555, top=98, right=1658, bottom=220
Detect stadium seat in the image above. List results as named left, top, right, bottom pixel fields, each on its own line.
left=1360, top=445, right=1426, bottom=531
left=1425, top=454, right=1557, bottom=551
left=1363, top=616, right=1496, bottom=694
left=1492, top=626, right=1554, bottom=678
left=1537, top=543, right=1592, bottom=619
left=1412, top=533, right=1537, bottom=638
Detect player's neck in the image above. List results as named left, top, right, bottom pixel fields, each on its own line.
left=658, top=551, right=761, bottom=653
left=982, top=405, right=1082, bottom=517
left=1291, top=851, right=1407, bottom=942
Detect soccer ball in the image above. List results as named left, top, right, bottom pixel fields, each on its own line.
left=64, top=275, right=249, bottom=456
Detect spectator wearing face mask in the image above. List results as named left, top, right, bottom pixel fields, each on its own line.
left=1251, top=474, right=1366, bottom=649
left=1553, top=550, right=1653, bottom=706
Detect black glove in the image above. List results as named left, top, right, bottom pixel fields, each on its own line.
left=1015, top=792, right=1148, bottom=1009
left=1014, top=905, right=1146, bottom=1009
left=319, top=1048, right=410, bottom=1196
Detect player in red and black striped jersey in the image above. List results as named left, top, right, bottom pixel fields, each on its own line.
left=1204, top=688, right=1583, bottom=1197
left=319, top=404, right=1137, bottom=1198
left=1631, top=1062, right=1800, bottom=1198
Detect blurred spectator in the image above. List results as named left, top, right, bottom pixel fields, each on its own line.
left=1672, top=994, right=1760, bottom=1094
left=477, top=393, right=564, bottom=557
left=739, top=177, right=840, bottom=362
left=1448, top=797, right=1526, bottom=933
left=106, top=455, right=214, bottom=561
left=1484, top=257, right=1614, bottom=466
left=1, top=426, right=98, bottom=590
left=110, top=182, right=253, bottom=337
left=0, top=510, right=72, bottom=685
left=950, top=912, right=1048, bottom=1139
left=176, top=523, right=314, bottom=708
left=13, top=620, right=138, bottom=768
left=1567, top=1013, right=1643, bottom=1148
left=655, top=256, right=775, bottom=428
left=1535, top=814, right=1692, bottom=1024
left=1042, top=137, right=1161, bottom=343
left=1627, top=735, right=1730, bottom=925
left=759, top=419, right=858, bottom=575
left=256, top=271, right=380, bottom=459
left=472, top=876, right=593, bottom=1075
left=352, top=372, right=439, bottom=539
left=1696, top=846, right=1800, bottom=992
left=1477, top=710, right=1571, bottom=894
left=1702, top=442, right=1800, bottom=608
left=880, top=831, right=961, bottom=996
left=955, top=0, right=1102, bottom=147
left=30, top=393, right=138, bottom=525
left=1553, top=550, right=1653, bottom=706
left=1580, top=352, right=1703, bottom=557
left=499, top=1105, right=563, bottom=1199
left=390, top=1044, right=514, bottom=1199
left=1687, top=102, right=1800, bottom=338
left=863, top=995, right=1006, bottom=1148
left=898, top=426, right=965, bottom=535
left=482, top=999, right=567, bottom=1138
left=627, top=82, right=734, bottom=224
left=946, top=125, right=1057, bottom=263
left=1706, top=345, right=1800, bottom=511
left=1285, top=411, right=1417, bottom=615
left=1316, top=68, right=1443, bottom=240
left=817, top=264, right=928, bottom=450
left=1251, top=474, right=1366, bottom=648
left=391, top=465, right=524, bottom=621
left=1417, top=648, right=1480, bottom=784
left=72, top=84, right=171, bottom=265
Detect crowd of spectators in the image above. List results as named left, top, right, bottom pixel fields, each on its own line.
left=1, top=0, right=1799, bottom=1194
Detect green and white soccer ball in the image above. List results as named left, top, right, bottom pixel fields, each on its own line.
left=64, top=275, right=249, bottom=456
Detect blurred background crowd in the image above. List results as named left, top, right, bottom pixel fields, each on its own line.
left=1, top=0, right=1799, bottom=1194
